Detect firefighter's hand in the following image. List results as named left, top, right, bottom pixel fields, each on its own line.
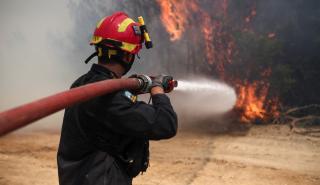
left=151, top=75, right=167, bottom=95
left=151, top=86, right=164, bottom=95
left=151, top=75, right=168, bottom=88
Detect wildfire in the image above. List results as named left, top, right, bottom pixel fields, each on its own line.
left=157, top=0, right=194, bottom=41
left=201, top=12, right=214, bottom=65
left=157, top=0, right=279, bottom=123
left=235, top=81, right=268, bottom=122
left=234, top=67, right=279, bottom=122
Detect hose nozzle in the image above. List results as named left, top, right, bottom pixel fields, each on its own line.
left=167, top=79, right=178, bottom=93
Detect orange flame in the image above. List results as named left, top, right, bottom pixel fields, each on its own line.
left=157, top=0, right=232, bottom=77
left=234, top=68, right=279, bottom=122
left=202, top=12, right=214, bottom=65
left=235, top=81, right=268, bottom=122
left=157, top=0, right=196, bottom=41
left=235, top=80, right=280, bottom=122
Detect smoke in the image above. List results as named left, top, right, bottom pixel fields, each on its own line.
left=0, top=0, right=76, bottom=132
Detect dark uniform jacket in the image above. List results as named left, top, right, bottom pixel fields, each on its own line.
left=57, top=64, right=178, bottom=185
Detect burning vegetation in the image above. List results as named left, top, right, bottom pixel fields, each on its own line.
left=156, top=0, right=280, bottom=123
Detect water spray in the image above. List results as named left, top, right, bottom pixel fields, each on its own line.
left=170, top=79, right=237, bottom=116
left=176, top=80, right=234, bottom=93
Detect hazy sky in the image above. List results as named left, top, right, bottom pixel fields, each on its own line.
left=0, top=0, right=79, bottom=131
left=0, top=0, right=75, bottom=107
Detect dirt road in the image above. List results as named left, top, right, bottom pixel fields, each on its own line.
left=0, top=124, right=319, bottom=185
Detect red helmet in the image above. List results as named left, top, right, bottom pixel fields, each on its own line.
left=90, top=12, right=143, bottom=54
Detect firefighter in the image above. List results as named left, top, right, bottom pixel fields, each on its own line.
left=57, top=12, right=178, bottom=185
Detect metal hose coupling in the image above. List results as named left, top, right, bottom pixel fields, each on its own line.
left=136, top=74, right=153, bottom=93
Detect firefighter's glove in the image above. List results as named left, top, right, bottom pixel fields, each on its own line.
left=151, top=75, right=172, bottom=90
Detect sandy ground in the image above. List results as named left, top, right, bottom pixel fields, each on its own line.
left=0, top=123, right=319, bottom=185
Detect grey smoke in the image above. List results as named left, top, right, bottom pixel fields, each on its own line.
left=0, top=0, right=76, bottom=132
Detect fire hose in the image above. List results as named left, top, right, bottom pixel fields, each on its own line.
left=0, top=75, right=178, bottom=137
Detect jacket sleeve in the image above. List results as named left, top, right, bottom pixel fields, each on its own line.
left=82, top=91, right=178, bottom=140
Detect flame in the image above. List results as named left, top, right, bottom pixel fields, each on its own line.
left=202, top=12, right=214, bottom=65
left=157, top=0, right=279, bottom=122
left=235, top=80, right=280, bottom=122
left=200, top=0, right=234, bottom=78
left=235, top=81, right=268, bottom=122
left=157, top=0, right=198, bottom=41
left=157, top=0, right=233, bottom=78
left=233, top=68, right=279, bottom=122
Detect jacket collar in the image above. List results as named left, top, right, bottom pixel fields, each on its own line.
left=90, top=64, right=118, bottom=79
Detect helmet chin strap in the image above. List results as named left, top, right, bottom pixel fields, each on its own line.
left=84, top=52, right=98, bottom=64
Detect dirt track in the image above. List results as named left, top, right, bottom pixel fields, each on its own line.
left=0, top=124, right=319, bottom=185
